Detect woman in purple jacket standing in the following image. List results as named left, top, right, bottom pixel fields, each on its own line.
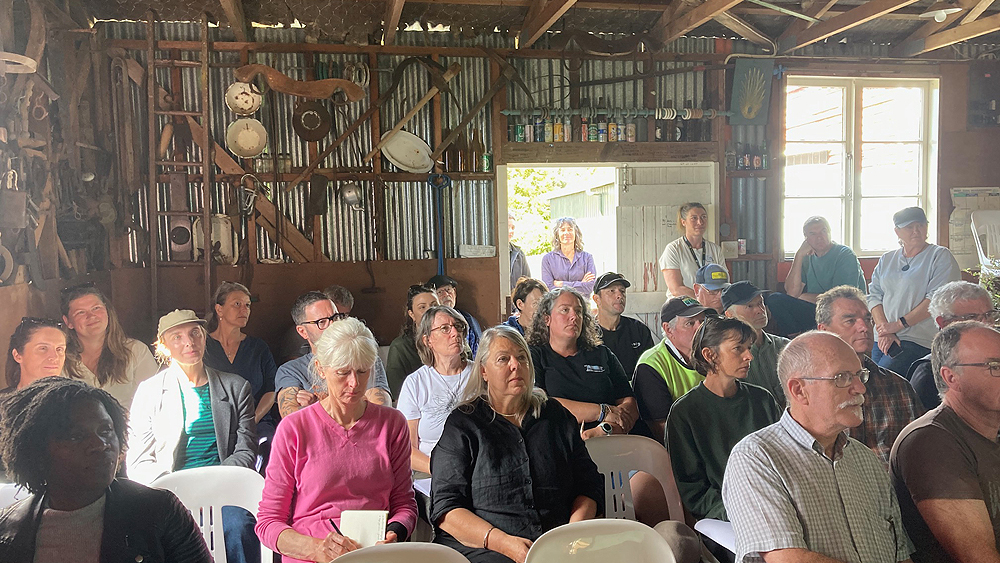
left=540, top=217, right=597, bottom=296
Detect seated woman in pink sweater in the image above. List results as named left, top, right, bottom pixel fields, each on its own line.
left=255, top=317, right=417, bottom=562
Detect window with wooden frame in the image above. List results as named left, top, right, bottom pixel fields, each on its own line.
left=782, top=76, right=939, bottom=257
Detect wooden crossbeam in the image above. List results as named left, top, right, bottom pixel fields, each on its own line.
left=654, top=0, right=744, bottom=43
left=382, top=0, right=406, bottom=45
left=216, top=0, right=248, bottom=42
left=777, top=0, right=921, bottom=52
left=895, top=10, right=1000, bottom=55
left=519, top=0, right=579, bottom=48
left=714, top=10, right=775, bottom=47
left=778, top=0, right=839, bottom=42
left=961, top=0, right=995, bottom=22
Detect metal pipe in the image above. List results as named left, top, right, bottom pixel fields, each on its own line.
left=744, top=0, right=821, bottom=22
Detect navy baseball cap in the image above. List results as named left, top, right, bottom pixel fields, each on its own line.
left=426, top=274, right=458, bottom=289
left=594, top=272, right=631, bottom=293
left=721, top=280, right=766, bottom=311
left=695, top=264, right=730, bottom=291
left=661, top=297, right=715, bottom=324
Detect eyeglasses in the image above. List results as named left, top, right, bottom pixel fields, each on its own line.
left=945, top=310, right=1000, bottom=325
left=798, top=368, right=870, bottom=388
left=430, top=323, right=464, bottom=336
left=299, top=313, right=348, bottom=330
left=953, top=361, right=1000, bottom=377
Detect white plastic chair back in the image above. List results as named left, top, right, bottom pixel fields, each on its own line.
left=585, top=435, right=685, bottom=522
left=971, top=210, right=1000, bottom=277
left=152, top=466, right=271, bottom=563
left=693, top=518, right=736, bottom=554
left=525, top=519, right=677, bottom=563
left=0, top=483, right=28, bottom=510
left=335, top=542, right=470, bottom=563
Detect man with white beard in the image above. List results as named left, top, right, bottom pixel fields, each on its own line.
left=723, top=331, right=914, bottom=563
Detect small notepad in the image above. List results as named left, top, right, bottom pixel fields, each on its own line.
left=339, top=510, right=389, bottom=548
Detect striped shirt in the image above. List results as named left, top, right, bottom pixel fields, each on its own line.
left=722, top=410, right=913, bottom=563
left=747, top=331, right=789, bottom=408
left=178, top=380, right=220, bottom=470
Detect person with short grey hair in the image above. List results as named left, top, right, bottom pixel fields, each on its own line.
left=906, top=280, right=997, bottom=410
left=765, top=215, right=866, bottom=337
left=541, top=217, right=597, bottom=295
left=723, top=331, right=914, bottom=563
left=508, top=212, right=531, bottom=292
left=891, top=321, right=1000, bottom=563
left=814, top=285, right=923, bottom=467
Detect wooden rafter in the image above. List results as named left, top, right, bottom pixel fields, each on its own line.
left=778, top=0, right=839, bottom=42
left=518, top=0, right=578, bottom=49
left=897, top=0, right=977, bottom=45
left=654, top=0, right=744, bottom=43
left=777, top=0, right=921, bottom=52
left=961, top=0, right=995, bottom=22
left=895, top=10, right=1000, bottom=55
left=714, top=10, right=775, bottom=47
left=382, top=0, right=406, bottom=45
left=216, top=0, right=248, bottom=42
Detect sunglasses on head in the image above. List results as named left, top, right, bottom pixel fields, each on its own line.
left=19, top=317, right=64, bottom=330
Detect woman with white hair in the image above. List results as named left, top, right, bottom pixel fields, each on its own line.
left=256, top=317, right=417, bottom=562
left=431, top=325, right=604, bottom=563
left=540, top=217, right=597, bottom=295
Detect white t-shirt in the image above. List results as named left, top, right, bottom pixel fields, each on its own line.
left=76, top=339, right=159, bottom=410
left=658, top=237, right=728, bottom=298
left=34, top=494, right=106, bottom=563
left=396, top=364, right=473, bottom=457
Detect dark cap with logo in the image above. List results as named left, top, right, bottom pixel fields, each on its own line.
left=695, top=264, right=730, bottom=291
left=426, top=274, right=458, bottom=289
left=660, top=296, right=715, bottom=324
left=594, top=272, right=631, bottom=293
left=721, top=280, right=766, bottom=311
left=893, top=207, right=928, bottom=229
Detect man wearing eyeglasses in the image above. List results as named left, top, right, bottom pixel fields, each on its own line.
left=723, top=331, right=914, bottom=563
left=891, top=321, right=1000, bottom=563
left=275, top=291, right=391, bottom=418
left=906, top=281, right=998, bottom=410
left=815, top=285, right=924, bottom=468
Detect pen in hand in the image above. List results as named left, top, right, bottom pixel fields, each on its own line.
left=329, top=518, right=342, bottom=535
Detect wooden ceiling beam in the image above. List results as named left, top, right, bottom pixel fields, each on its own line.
left=777, top=0, right=839, bottom=42
left=960, top=0, right=995, bottom=23
left=899, top=0, right=978, bottom=44
left=654, top=0, right=745, bottom=43
left=518, top=0, right=579, bottom=48
left=713, top=10, right=776, bottom=47
left=382, top=0, right=406, bottom=44
left=895, top=10, right=1000, bottom=55
left=216, top=0, right=249, bottom=42
left=777, top=0, right=921, bottom=52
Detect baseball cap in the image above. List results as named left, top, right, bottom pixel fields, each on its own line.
left=156, top=309, right=206, bottom=339
left=893, top=207, right=928, bottom=229
left=695, top=264, right=730, bottom=291
left=594, top=272, right=631, bottom=293
left=426, top=274, right=458, bottom=289
left=660, top=297, right=714, bottom=324
left=721, top=280, right=766, bottom=311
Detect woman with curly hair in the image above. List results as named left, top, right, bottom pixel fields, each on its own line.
left=527, top=287, right=637, bottom=439
left=0, top=377, right=211, bottom=562
left=61, top=284, right=158, bottom=410
left=540, top=217, right=597, bottom=296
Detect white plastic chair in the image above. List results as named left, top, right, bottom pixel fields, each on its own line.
left=584, top=435, right=685, bottom=522
left=693, top=518, right=735, bottom=554
left=152, top=465, right=272, bottom=563
left=0, top=483, right=28, bottom=510
left=335, top=542, right=470, bottom=562
left=972, top=210, right=1000, bottom=277
left=525, top=519, right=676, bottom=563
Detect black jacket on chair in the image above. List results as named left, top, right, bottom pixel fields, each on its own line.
left=0, top=478, right=212, bottom=563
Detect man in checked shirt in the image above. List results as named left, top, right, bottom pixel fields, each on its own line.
left=722, top=331, right=914, bottom=563
left=815, top=285, right=925, bottom=468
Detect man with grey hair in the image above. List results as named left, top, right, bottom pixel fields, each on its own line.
left=815, top=285, right=923, bottom=468
left=508, top=211, right=530, bottom=291
left=906, top=280, right=997, bottom=410
left=765, top=216, right=867, bottom=337
left=723, top=331, right=914, bottom=563
left=891, top=321, right=1000, bottom=563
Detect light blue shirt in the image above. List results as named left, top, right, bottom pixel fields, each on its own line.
left=868, top=244, right=960, bottom=348
left=274, top=353, right=390, bottom=395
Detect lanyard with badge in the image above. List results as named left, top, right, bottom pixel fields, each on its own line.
left=684, top=237, right=706, bottom=268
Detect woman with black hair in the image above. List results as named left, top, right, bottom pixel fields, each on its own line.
left=5, top=317, right=67, bottom=393
left=666, top=316, right=780, bottom=521
left=385, top=284, right=439, bottom=398
left=0, top=377, right=211, bottom=562
left=61, top=283, right=158, bottom=410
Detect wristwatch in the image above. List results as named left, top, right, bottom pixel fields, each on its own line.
left=599, top=422, right=614, bottom=436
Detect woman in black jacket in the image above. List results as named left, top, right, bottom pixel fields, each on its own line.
left=0, top=377, right=211, bottom=563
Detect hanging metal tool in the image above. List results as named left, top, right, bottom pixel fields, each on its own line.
left=428, top=173, right=451, bottom=276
